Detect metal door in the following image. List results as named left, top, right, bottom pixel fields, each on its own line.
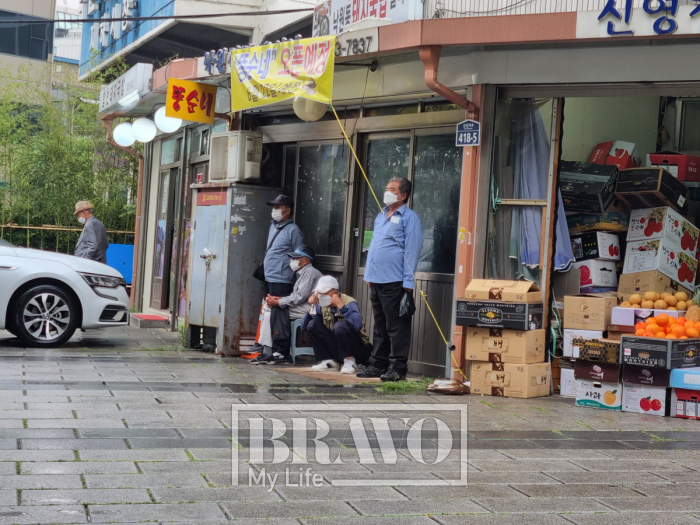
left=150, top=168, right=178, bottom=310
left=353, top=130, right=462, bottom=377
left=187, top=187, right=227, bottom=327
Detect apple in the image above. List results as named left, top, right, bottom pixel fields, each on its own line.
left=614, top=246, right=620, bottom=256
left=640, top=217, right=646, bottom=224
left=655, top=222, right=663, bottom=233
left=640, top=397, right=651, bottom=411
left=651, top=399, right=662, bottom=411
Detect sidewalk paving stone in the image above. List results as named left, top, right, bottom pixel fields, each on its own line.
left=21, top=488, right=151, bottom=505
left=88, top=502, right=226, bottom=522
left=85, top=473, right=209, bottom=488
left=0, top=505, right=87, bottom=524
left=21, top=461, right=139, bottom=474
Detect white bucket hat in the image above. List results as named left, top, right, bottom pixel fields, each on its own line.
left=314, top=276, right=339, bottom=294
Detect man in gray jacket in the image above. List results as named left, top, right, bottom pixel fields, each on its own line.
left=74, top=201, right=108, bottom=264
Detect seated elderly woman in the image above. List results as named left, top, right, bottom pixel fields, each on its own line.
left=301, top=276, right=371, bottom=374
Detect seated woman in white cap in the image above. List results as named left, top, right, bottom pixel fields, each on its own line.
left=301, top=276, right=371, bottom=374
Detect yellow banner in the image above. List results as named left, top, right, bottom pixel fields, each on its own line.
left=165, top=78, right=217, bottom=124
left=230, top=36, right=335, bottom=112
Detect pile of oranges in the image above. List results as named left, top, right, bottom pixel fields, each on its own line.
left=634, top=314, right=700, bottom=339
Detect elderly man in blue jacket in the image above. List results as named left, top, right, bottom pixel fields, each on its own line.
left=301, top=276, right=371, bottom=374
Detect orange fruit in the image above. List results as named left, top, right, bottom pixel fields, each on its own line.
left=645, top=317, right=657, bottom=325
left=666, top=334, right=678, bottom=339
left=636, top=321, right=647, bottom=331
left=656, top=314, right=670, bottom=327
left=647, top=323, right=661, bottom=335
left=687, top=327, right=700, bottom=338
left=636, top=329, right=646, bottom=336
left=669, top=317, right=677, bottom=326
left=677, top=317, right=687, bottom=326
left=655, top=332, right=667, bottom=338
left=680, top=336, right=689, bottom=339
left=672, top=325, right=686, bottom=337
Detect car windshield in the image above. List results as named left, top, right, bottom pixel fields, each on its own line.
left=0, top=238, right=13, bottom=247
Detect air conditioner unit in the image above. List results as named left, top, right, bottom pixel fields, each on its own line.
left=209, top=131, right=263, bottom=182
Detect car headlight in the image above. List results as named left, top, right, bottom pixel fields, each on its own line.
left=80, top=273, right=127, bottom=288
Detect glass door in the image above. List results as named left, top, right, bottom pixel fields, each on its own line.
left=150, top=167, right=178, bottom=310
left=354, top=129, right=462, bottom=377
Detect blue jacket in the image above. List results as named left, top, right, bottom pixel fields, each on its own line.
left=263, top=218, right=304, bottom=284
left=301, top=302, right=364, bottom=332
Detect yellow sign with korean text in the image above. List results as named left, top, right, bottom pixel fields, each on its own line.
left=230, top=36, right=335, bottom=112
left=165, top=78, right=217, bottom=124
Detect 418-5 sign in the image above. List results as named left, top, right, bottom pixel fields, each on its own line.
left=456, top=119, right=480, bottom=147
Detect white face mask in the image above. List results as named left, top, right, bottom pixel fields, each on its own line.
left=290, top=259, right=301, bottom=272
left=78, top=216, right=86, bottom=225
left=271, top=209, right=284, bottom=222
left=383, top=191, right=400, bottom=206
left=319, top=294, right=332, bottom=307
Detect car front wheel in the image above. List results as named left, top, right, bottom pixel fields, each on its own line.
left=12, top=285, right=77, bottom=347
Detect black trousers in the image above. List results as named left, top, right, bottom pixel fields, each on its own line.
left=306, top=318, right=370, bottom=365
left=369, top=281, right=413, bottom=374
left=264, top=282, right=295, bottom=356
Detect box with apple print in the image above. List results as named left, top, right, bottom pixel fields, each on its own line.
left=570, top=232, right=621, bottom=262
left=627, top=206, right=699, bottom=257
left=623, top=239, right=697, bottom=292
left=621, top=364, right=671, bottom=416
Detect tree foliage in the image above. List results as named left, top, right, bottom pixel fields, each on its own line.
left=0, top=59, right=140, bottom=252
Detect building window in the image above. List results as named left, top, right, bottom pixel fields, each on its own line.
left=0, top=10, right=53, bottom=61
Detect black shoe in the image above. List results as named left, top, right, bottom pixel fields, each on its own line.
left=250, top=354, right=274, bottom=365
left=356, top=365, right=387, bottom=378
left=248, top=343, right=264, bottom=353
left=270, top=354, right=292, bottom=365
left=380, top=370, right=406, bottom=382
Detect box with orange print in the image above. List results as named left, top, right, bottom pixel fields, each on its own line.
left=574, top=360, right=622, bottom=410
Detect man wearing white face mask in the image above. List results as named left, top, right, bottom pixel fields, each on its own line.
left=302, top=276, right=371, bottom=373
left=73, top=201, right=108, bottom=264
left=251, top=245, right=321, bottom=365
left=359, top=176, right=423, bottom=382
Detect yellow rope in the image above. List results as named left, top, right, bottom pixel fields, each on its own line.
left=330, top=105, right=467, bottom=381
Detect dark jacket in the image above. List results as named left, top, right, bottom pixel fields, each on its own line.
left=75, top=216, right=108, bottom=264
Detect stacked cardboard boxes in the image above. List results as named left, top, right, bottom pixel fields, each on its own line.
left=456, top=280, right=549, bottom=398
left=670, top=367, right=700, bottom=420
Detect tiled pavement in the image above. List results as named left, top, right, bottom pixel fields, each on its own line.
left=0, top=326, right=699, bottom=524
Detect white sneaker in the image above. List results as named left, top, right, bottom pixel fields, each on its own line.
left=272, top=352, right=284, bottom=359
left=311, top=360, right=340, bottom=371
left=340, top=359, right=357, bottom=374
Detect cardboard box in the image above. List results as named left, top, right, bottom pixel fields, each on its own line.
left=627, top=207, right=699, bottom=257
left=567, top=212, right=629, bottom=234
left=574, top=359, right=622, bottom=382
left=455, top=299, right=543, bottom=331
left=623, top=363, right=672, bottom=387
left=623, top=239, right=697, bottom=291
left=671, top=388, right=700, bottom=420
left=670, top=367, right=700, bottom=390
left=573, top=260, right=618, bottom=288
left=571, top=232, right=621, bottom=262
left=564, top=329, right=603, bottom=358
left=469, top=361, right=551, bottom=398
left=607, top=331, right=627, bottom=340
left=563, top=294, right=617, bottom=331
left=580, top=287, right=618, bottom=294
left=622, top=384, right=670, bottom=416
left=463, top=280, right=540, bottom=303
left=576, top=380, right=623, bottom=410
left=620, top=335, right=700, bottom=369
left=590, top=140, right=641, bottom=170
left=610, top=307, right=681, bottom=332
left=616, top=167, right=689, bottom=215
left=465, top=328, right=546, bottom=364
left=573, top=337, right=620, bottom=364
left=559, top=161, right=619, bottom=213
left=617, top=271, right=692, bottom=301
left=647, top=151, right=700, bottom=183
left=560, top=368, right=577, bottom=397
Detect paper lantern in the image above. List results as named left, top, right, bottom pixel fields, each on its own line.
left=112, top=122, right=135, bottom=147
left=154, top=107, right=182, bottom=134
left=132, top=118, right=157, bottom=143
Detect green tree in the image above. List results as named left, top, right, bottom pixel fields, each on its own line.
left=0, top=59, right=140, bottom=253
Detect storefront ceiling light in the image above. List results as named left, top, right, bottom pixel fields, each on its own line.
left=132, top=118, right=157, bottom=143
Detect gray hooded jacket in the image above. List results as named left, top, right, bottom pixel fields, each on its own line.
left=75, top=216, right=108, bottom=264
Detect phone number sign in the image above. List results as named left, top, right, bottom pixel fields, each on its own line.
left=456, top=119, right=480, bottom=147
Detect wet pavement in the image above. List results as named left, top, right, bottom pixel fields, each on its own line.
left=0, top=326, right=699, bottom=524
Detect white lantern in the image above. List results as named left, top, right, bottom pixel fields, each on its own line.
left=154, top=107, right=182, bottom=134
left=112, top=122, right=135, bottom=147
left=292, top=96, right=327, bottom=122
left=132, top=118, right=157, bottom=143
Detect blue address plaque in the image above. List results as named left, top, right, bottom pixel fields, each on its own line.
left=456, top=119, right=480, bottom=147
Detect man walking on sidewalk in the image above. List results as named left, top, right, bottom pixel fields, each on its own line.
left=357, top=177, right=423, bottom=382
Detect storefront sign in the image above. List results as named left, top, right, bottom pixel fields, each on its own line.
left=197, top=189, right=228, bottom=206
left=202, top=48, right=232, bottom=76
left=313, top=0, right=413, bottom=36
left=87, top=0, right=138, bottom=51
left=229, top=37, right=335, bottom=112
left=456, top=120, right=480, bottom=147
left=99, top=63, right=153, bottom=113
left=335, top=27, right=378, bottom=57
left=578, top=2, right=700, bottom=38
left=166, top=79, right=217, bottom=124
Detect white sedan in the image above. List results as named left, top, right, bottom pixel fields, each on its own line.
left=0, top=239, right=130, bottom=347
